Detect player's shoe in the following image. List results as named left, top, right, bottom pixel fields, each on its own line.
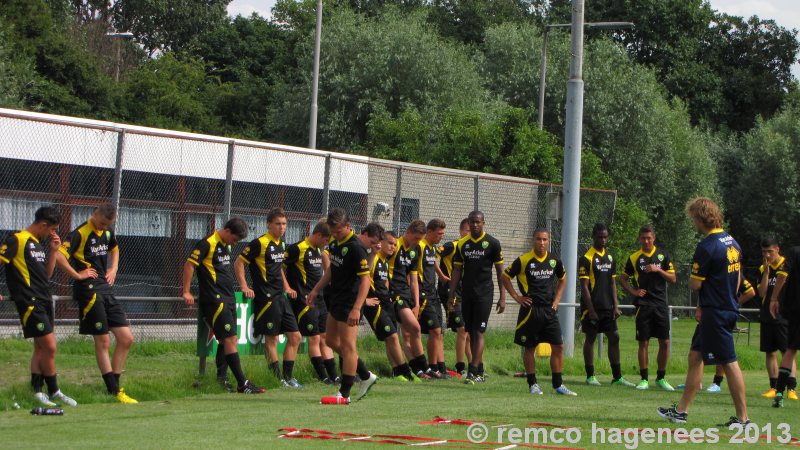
left=657, top=403, right=687, bottom=424
left=463, top=374, right=475, bottom=385
left=218, top=378, right=234, bottom=393
left=718, top=416, right=750, bottom=427
left=473, top=375, right=486, bottom=383
left=656, top=379, right=675, bottom=391
left=529, top=383, right=543, bottom=395
left=322, top=377, right=336, bottom=385
left=440, top=371, right=453, bottom=379
left=773, top=393, right=784, bottom=408
left=51, top=390, right=77, bottom=407
left=636, top=380, right=650, bottom=390
left=761, top=388, right=777, bottom=398
left=425, top=369, right=444, bottom=379
left=394, top=375, right=409, bottom=382
left=410, top=373, right=423, bottom=382
left=788, top=389, right=799, bottom=401
left=115, top=388, right=139, bottom=404
left=706, top=383, right=721, bottom=393
left=34, top=392, right=57, bottom=407
left=320, top=392, right=350, bottom=405
left=237, top=380, right=266, bottom=394
left=585, top=376, right=601, bottom=386
left=356, top=372, right=378, bottom=400
left=285, top=378, right=303, bottom=389
left=458, top=370, right=467, bottom=377
left=611, top=377, right=636, bottom=387
left=555, top=385, right=577, bottom=396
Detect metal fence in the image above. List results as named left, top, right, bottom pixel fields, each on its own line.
left=0, top=108, right=617, bottom=339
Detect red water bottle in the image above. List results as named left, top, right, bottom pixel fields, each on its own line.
left=320, top=396, right=350, bottom=405
left=31, top=407, right=64, bottom=415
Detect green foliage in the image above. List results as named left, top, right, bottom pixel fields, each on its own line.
left=608, top=198, right=649, bottom=264
left=427, top=0, right=535, bottom=45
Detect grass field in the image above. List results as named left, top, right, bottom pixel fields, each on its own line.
left=1, top=317, right=797, bottom=449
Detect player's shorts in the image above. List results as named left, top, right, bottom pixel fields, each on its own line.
left=690, top=308, right=737, bottom=365
left=77, top=292, right=129, bottom=335
left=461, top=295, right=493, bottom=334
left=444, top=296, right=465, bottom=331
left=634, top=305, right=670, bottom=341
left=515, top=304, right=562, bottom=348
left=253, top=293, right=299, bottom=336
left=580, top=309, right=617, bottom=335
left=392, top=294, right=415, bottom=322
left=760, top=320, right=788, bottom=353
left=329, top=299, right=357, bottom=323
left=788, top=319, right=800, bottom=351
left=290, top=295, right=326, bottom=337
left=200, top=301, right=237, bottom=341
left=13, top=296, right=53, bottom=338
left=418, top=296, right=443, bottom=334
left=363, top=300, right=397, bottom=341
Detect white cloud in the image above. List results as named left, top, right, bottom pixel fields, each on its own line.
left=227, top=0, right=275, bottom=18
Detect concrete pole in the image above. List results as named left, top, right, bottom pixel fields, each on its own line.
left=558, top=0, right=585, bottom=358
left=308, top=0, right=323, bottom=149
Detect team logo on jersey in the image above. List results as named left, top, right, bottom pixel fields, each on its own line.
left=454, top=317, right=461, bottom=323
left=307, top=324, right=314, bottom=331
left=267, top=322, right=274, bottom=329
left=341, top=247, right=349, bottom=256
left=217, top=247, right=222, bottom=253
left=409, top=250, right=416, bottom=259
left=481, top=241, right=489, bottom=249
left=520, top=336, right=527, bottom=342
left=90, top=238, right=96, bottom=244
left=95, top=322, right=103, bottom=330
left=427, top=319, right=434, bottom=326
left=397, top=299, right=404, bottom=306
left=37, top=322, right=45, bottom=331
left=549, top=259, right=556, bottom=268
left=0, top=244, right=6, bottom=255
left=384, top=325, right=391, bottom=332
left=224, top=323, right=231, bottom=331
left=657, top=254, right=664, bottom=262
left=608, top=255, right=613, bottom=262
left=30, top=242, right=36, bottom=249
left=105, top=231, right=111, bottom=240
left=726, top=247, right=740, bottom=264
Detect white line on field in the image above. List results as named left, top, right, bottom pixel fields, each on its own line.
left=410, top=440, right=448, bottom=446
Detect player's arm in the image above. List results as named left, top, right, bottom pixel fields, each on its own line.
left=233, top=257, right=254, bottom=299
left=553, top=276, right=567, bottom=311
left=448, top=265, right=462, bottom=307
left=737, top=281, right=756, bottom=305
left=494, top=262, right=506, bottom=313
left=757, top=262, right=770, bottom=300
left=578, top=256, right=598, bottom=320
left=281, top=266, right=296, bottom=299
left=611, top=272, right=621, bottom=319
left=408, top=269, right=420, bottom=313
left=649, top=261, right=676, bottom=284
left=53, top=247, right=97, bottom=281
left=500, top=272, right=528, bottom=307
left=106, top=246, right=119, bottom=286
left=349, top=272, right=371, bottom=326
left=307, top=267, right=332, bottom=307
left=434, top=258, right=449, bottom=283
left=769, top=273, right=787, bottom=319
left=181, top=260, right=196, bottom=305
left=619, top=272, right=644, bottom=298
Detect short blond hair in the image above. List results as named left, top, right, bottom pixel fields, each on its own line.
left=686, top=197, right=723, bottom=230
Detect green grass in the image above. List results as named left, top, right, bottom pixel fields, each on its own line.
left=0, top=317, right=796, bottom=449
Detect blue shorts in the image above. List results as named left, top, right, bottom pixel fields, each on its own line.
left=691, top=308, right=737, bottom=365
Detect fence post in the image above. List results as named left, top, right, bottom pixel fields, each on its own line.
left=111, top=129, right=125, bottom=212
left=322, top=154, right=331, bottom=214
left=393, top=166, right=403, bottom=233
left=473, top=176, right=479, bottom=211
left=223, top=140, right=235, bottom=220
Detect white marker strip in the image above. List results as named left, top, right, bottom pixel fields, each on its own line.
left=410, top=440, right=448, bottom=446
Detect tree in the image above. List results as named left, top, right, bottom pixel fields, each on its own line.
left=427, top=0, right=536, bottom=45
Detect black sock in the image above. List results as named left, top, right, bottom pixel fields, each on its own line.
left=216, top=348, right=228, bottom=379
left=611, top=364, right=622, bottom=380
left=789, top=377, right=797, bottom=390
left=283, top=360, right=295, bottom=380
left=656, top=370, right=666, bottom=381
left=225, top=352, right=247, bottom=386
left=455, top=362, right=466, bottom=373
left=113, top=373, right=122, bottom=386
left=713, top=374, right=724, bottom=386
left=770, top=377, right=778, bottom=389
left=775, top=367, right=791, bottom=394
left=438, top=362, right=447, bottom=373
left=356, top=358, right=371, bottom=380
left=44, top=375, right=59, bottom=396
left=552, top=372, right=563, bottom=389
left=468, top=365, right=479, bottom=377
left=585, top=365, right=594, bottom=378
left=398, top=362, right=413, bottom=379
left=269, top=361, right=281, bottom=379
left=31, top=373, right=44, bottom=393
left=339, top=374, right=356, bottom=398
left=391, top=365, right=399, bottom=377
left=409, top=355, right=426, bottom=374
left=102, top=372, right=119, bottom=395
left=640, top=368, right=649, bottom=381
left=323, top=358, right=338, bottom=380
left=526, top=373, right=537, bottom=387
left=478, top=362, right=484, bottom=375
left=311, top=357, right=328, bottom=381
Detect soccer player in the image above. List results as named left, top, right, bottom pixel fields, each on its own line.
left=501, top=229, right=576, bottom=396
left=756, top=237, right=797, bottom=400
left=388, top=220, right=433, bottom=378
left=363, top=231, right=415, bottom=381
left=448, top=210, right=506, bottom=384
left=55, top=203, right=137, bottom=403
left=183, top=218, right=265, bottom=394
left=284, top=220, right=338, bottom=384
left=579, top=223, right=630, bottom=387
left=658, top=197, right=749, bottom=425
left=438, top=218, right=471, bottom=376
left=418, top=219, right=447, bottom=377
left=0, top=206, right=92, bottom=407
left=769, top=245, right=800, bottom=407
left=235, top=207, right=303, bottom=388
left=306, top=209, right=379, bottom=404
left=619, top=225, right=676, bottom=391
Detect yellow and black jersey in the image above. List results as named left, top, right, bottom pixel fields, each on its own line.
left=387, top=236, right=420, bottom=299
left=327, top=230, right=370, bottom=306
left=758, top=257, right=787, bottom=323
left=417, top=239, right=438, bottom=300
left=623, top=246, right=675, bottom=307
left=453, top=232, right=503, bottom=300
left=59, top=219, right=118, bottom=295
left=503, top=251, right=564, bottom=307
left=437, top=240, right=462, bottom=298
left=578, top=246, right=616, bottom=311
left=284, top=238, right=323, bottom=298
left=187, top=231, right=235, bottom=303
left=239, top=232, right=285, bottom=299
left=0, top=230, right=51, bottom=301
left=370, top=253, right=391, bottom=302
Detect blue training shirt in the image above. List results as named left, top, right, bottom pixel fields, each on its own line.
left=690, top=228, right=742, bottom=311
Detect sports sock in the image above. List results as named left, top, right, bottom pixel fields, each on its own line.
left=269, top=361, right=281, bottom=379
left=339, top=375, right=356, bottom=398
left=455, top=362, right=466, bottom=373
left=102, top=371, right=119, bottom=395
left=398, top=362, right=413, bottom=379
left=585, top=365, right=594, bottom=378
left=311, top=356, right=328, bottom=380
left=44, top=375, right=59, bottom=396
left=113, top=373, right=122, bottom=386
left=640, top=368, right=649, bottom=381
left=770, top=377, right=778, bottom=389
left=283, top=360, right=295, bottom=380
left=789, top=377, right=797, bottom=390
left=225, top=352, right=247, bottom=386
left=656, top=370, right=666, bottom=381
left=526, top=373, right=537, bottom=387
left=356, top=358, right=371, bottom=380
left=323, top=358, right=338, bottom=380
left=478, top=363, right=484, bottom=376
left=468, top=365, right=479, bottom=377
left=31, top=373, right=43, bottom=393
left=611, top=364, right=622, bottom=380
left=552, top=372, right=563, bottom=389
left=409, top=355, right=426, bottom=374
left=438, top=362, right=447, bottom=373
left=775, top=367, right=791, bottom=394
left=712, top=374, right=724, bottom=386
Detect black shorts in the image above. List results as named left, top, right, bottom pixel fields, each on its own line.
left=13, top=296, right=53, bottom=338
left=78, top=292, right=129, bottom=335
left=461, top=296, right=492, bottom=334
left=392, top=294, right=415, bottom=323
left=760, top=320, right=789, bottom=353
left=329, top=300, right=355, bottom=323
left=253, top=293, right=299, bottom=336
left=635, top=305, right=670, bottom=341
left=580, top=309, right=618, bottom=335
left=419, top=297, right=443, bottom=334
left=444, top=296, right=465, bottom=331
left=200, top=301, right=237, bottom=341
left=515, top=305, right=562, bottom=348
left=788, top=319, right=800, bottom=351
left=691, top=308, right=737, bottom=365
left=363, top=301, right=397, bottom=341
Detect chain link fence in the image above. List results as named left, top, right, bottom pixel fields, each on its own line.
left=0, top=108, right=618, bottom=340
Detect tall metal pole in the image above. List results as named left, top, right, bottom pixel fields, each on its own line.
left=223, top=141, right=235, bottom=220
left=111, top=130, right=125, bottom=213
left=558, top=0, right=586, bottom=358
left=308, top=0, right=323, bottom=149
left=537, top=27, right=549, bottom=130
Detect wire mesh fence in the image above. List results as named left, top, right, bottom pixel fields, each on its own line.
left=0, top=108, right=620, bottom=340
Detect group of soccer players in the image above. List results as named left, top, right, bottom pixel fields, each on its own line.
left=4, top=198, right=800, bottom=419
